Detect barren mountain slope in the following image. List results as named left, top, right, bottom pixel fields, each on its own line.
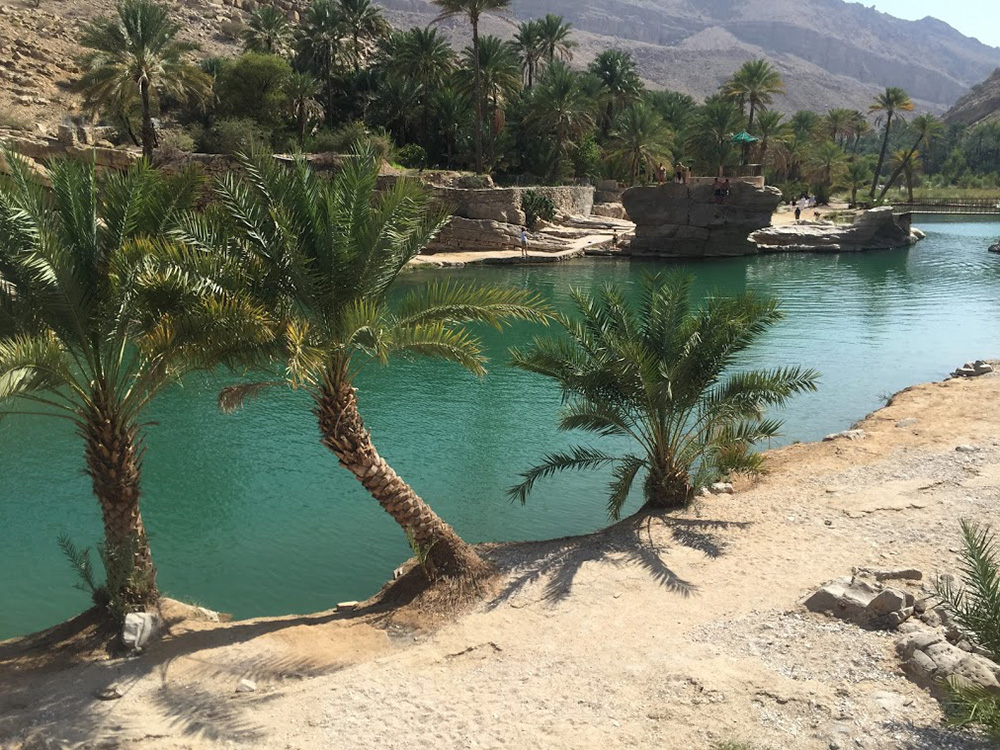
left=945, top=68, right=1000, bottom=127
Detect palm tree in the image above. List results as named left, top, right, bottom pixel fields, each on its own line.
left=823, top=108, right=853, bottom=146
left=0, top=153, right=273, bottom=614
left=432, top=87, right=471, bottom=167
left=339, top=0, right=390, bottom=73
left=242, top=5, right=293, bottom=56
left=535, top=14, right=576, bottom=65
left=721, top=58, right=785, bottom=132
left=685, top=96, right=743, bottom=177
left=513, top=19, right=543, bottom=89
left=789, top=110, right=821, bottom=143
left=385, top=26, right=455, bottom=149
left=287, top=72, right=323, bottom=148
left=199, top=150, right=549, bottom=579
left=457, top=36, right=521, bottom=168
left=509, top=273, right=818, bottom=516
left=842, top=158, right=872, bottom=207
left=525, top=61, right=594, bottom=175
left=432, top=0, right=511, bottom=174
left=868, top=86, right=914, bottom=199
left=76, top=0, right=211, bottom=160
left=589, top=49, right=643, bottom=138
left=847, top=110, right=870, bottom=154
left=609, top=103, right=673, bottom=185
left=296, top=0, right=345, bottom=126
left=888, top=148, right=922, bottom=202
left=805, top=140, right=848, bottom=202
left=752, top=109, right=789, bottom=168
left=876, top=113, right=943, bottom=203
left=646, top=90, right=697, bottom=133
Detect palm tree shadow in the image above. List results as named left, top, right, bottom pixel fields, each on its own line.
left=484, top=509, right=750, bottom=608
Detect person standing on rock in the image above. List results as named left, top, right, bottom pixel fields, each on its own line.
left=520, top=227, right=528, bottom=260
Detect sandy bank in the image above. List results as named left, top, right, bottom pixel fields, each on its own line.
left=3, top=368, right=1000, bottom=749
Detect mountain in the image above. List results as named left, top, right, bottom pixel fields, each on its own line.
left=944, top=68, right=1000, bottom=127
left=378, top=0, right=1000, bottom=112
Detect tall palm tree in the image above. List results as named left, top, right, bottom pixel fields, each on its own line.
left=525, top=61, right=594, bottom=173
left=76, top=0, right=211, bottom=160
left=296, top=0, right=345, bottom=126
left=509, top=273, right=818, bottom=516
left=0, top=153, right=273, bottom=614
left=513, top=19, right=543, bottom=89
left=589, top=49, right=643, bottom=138
left=287, top=72, right=324, bottom=148
left=721, top=58, right=785, bottom=132
left=868, top=86, right=914, bottom=199
left=535, top=14, right=576, bottom=65
left=876, top=113, right=943, bottom=203
left=196, top=150, right=549, bottom=579
left=847, top=110, right=870, bottom=154
left=457, top=36, right=521, bottom=168
left=789, top=110, right=821, bottom=144
left=432, top=0, right=511, bottom=174
left=646, top=90, right=697, bottom=133
left=242, top=5, right=293, bottom=56
left=385, top=26, right=455, bottom=149
left=609, top=103, right=673, bottom=185
left=339, top=0, right=390, bottom=73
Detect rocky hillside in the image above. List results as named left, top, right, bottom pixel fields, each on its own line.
left=3, top=0, right=1000, bottom=130
left=944, top=68, right=1000, bottom=127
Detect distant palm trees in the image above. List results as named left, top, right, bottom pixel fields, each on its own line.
left=869, top=86, right=914, bottom=199
left=514, top=20, right=543, bottom=89
left=589, top=50, right=643, bottom=138
left=535, top=13, right=576, bottom=65
left=722, top=58, right=785, bottom=132
left=242, top=5, right=293, bottom=56
left=340, top=0, right=391, bottom=73
left=526, top=61, right=594, bottom=174
left=76, top=0, right=211, bottom=159
left=457, top=36, right=521, bottom=168
left=610, top=103, right=673, bottom=185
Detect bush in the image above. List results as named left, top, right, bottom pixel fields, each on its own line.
left=196, top=117, right=270, bottom=155
left=522, top=189, right=556, bottom=230
left=307, top=122, right=394, bottom=161
left=572, top=134, right=603, bottom=182
left=217, top=18, right=245, bottom=42
left=396, top=143, right=428, bottom=170
left=214, top=52, right=292, bottom=127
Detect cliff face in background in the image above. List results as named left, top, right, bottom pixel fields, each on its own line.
left=944, top=68, right=1000, bottom=127
left=379, top=0, right=1000, bottom=112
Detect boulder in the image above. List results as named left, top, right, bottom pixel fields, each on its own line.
left=424, top=217, right=569, bottom=254
left=591, top=202, right=626, bottom=220
left=988, top=242, right=1000, bottom=254
left=122, top=612, right=161, bottom=650
left=236, top=678, right=257, bottom=693
left=951, top=360, right=993, bottom=377
left=751, top=207, right=920, bottom=253
left=897, top=631, right=1000, bottom=694
left=823, top=429, right=866, bottom=441
left=802, top=577, right=879, bottom=621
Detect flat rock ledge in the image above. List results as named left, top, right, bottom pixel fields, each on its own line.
left=750, top=207, right=921, bottom=253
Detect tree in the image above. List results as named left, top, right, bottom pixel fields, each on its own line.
left=200, top=150, right=549, bottom=579
left=296, top=0, right=346, bottom=126
left=685, top=96, right=743, bottom=177
left=876, top=113, right=943, bottom=203
left=242, top=5, right=293, bottom=56
left=868, top=86, right=914, bottom=199
left=847, top=110, right=870, bottom=154
left=842, top=158, right=872, bottom=206
left=525, top=61, right=594, bottom=177
left=535, top=13, right=576, bottom=65
left=789, top=110, right=821, bottom=143
left=823, top=108, right=853, bottom=146
left=514, top=20, right=543, bottom=89
left=215, top=52, right=293, bottom=127
left=287, top=72, right=323, bottom=148
left=509, top=273, right=818, bottom=517
left=432, top=0, right=511, bottom=174
left=889, top=148, right=922, bottom=202
left=805, top=140, right=848, bottom=202
left=456, top=36, right=521, bottom=168
left=752, top=109, right=789, bottom=168
left=589, top=50, right=643, bottom=138
left=384, top=26, right=455, bottom=149
left=432, top=87, right=471, bottom=167
left=76, top=0, right=211, bottom=160
left=339, top=0, right=390, bottom=73
left=646, top=90, right=697, bottom=133
left=0, top=153, right=272, bottom=614
left=609, top=103, right=673, bottom=185
left=721, top=58, right=785, bottom=132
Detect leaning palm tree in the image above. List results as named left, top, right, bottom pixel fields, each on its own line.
left=195, top=149, right=549, bottom=580
left=76, top=0, right=211, bottom=160
left=535, top=13, right=576, bottom=65
left=721, top=58, right=785, bottom=132
left=287, top=72, right=324, bottom=148
left=432, top=0, right=511, bottom=174
left=513, top=19, right=543, bottom=89
left=589, top=49, right=643, bottom=138
left=868, top=86, right=914, bottom=199
left=0, top=153, right=273, bottom=615
left=510, top=273, right=818, bottom=517
left=242, top=5, right=293, bottom=56
left=609, top=103, right=673, bottom=185
left=888, top=148, right=922, bottom=203
left=876, top=113, right=943, bottom=203
left=338, top=0, right=391, bottom=73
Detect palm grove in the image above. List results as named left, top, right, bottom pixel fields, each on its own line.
left=69, top=0, right=999, bottom=201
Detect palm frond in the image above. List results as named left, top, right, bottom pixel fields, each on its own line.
left=393, top=280, right=551, bottom=329
left=509, top=445, right=620, bottom=505
left=218, top=380, right=286, bottom=413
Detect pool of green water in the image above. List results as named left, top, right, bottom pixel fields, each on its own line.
left=2, top=217, right=998, bottom=639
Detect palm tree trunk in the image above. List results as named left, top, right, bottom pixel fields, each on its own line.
left=870, top=113, right=893, bottom=199
left=139, top=76, right=155, bottom=161
left=471, top=15, right=484, bottom=174
left=315, top=378, right=491, bottom=580
left=353, top=30, right=361, bottom=74
left=297, top=103, right=306, bottom=149
left=81, top=390, right=157, bottom=608
left=876, top=133, right=925, bottom=203
left=644, top=464, right=691, bottom=509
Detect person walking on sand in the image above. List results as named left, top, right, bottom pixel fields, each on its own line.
left=520, top=227, right=528, bottom=259
left=794, top=205, right=801, bottom=222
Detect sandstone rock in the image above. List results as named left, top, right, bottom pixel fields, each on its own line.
left=873, top=568, right=923, bottom=582
left=751, top=207, right=919, bottom=253
left=122, top=612, right=160, bottom=650
left=897, top=631, right=1000, bottom=694
left=956, top=445, right=979, bottom=453
left=823, top=429, right=866, bottom=441
left=990, top=242, right=1000, bottom=254
left=236, top=678, right=257, bottom=693
left=709, top=482, right=734, bottom=494
left=95, top=684, right=124, bottom=700
left=894, top=418, right=918, bottom=428
left=802, top=578, right=878, bottom=621
left=868, top=588, right=911, bottom=616
left=591, top=202, right=626, bottom=220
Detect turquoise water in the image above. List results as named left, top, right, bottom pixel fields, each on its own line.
left=2, top=217, right=999, bottom=639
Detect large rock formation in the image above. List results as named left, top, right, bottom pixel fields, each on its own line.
left=621, top=180, right=782, bottom=257
left=944, top=68, right=1000, bottom=127
left=750, top=208, right=921, bottom=253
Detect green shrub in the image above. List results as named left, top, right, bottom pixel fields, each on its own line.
left=572, top=134, right=603, bottom=181
left=214, top=52, right=292, bottom=127
left=196, top=117, right=270, bottom=155
left=308, top=122, right=393, bottom=161
left=522, top=189, right=556, bottom=230
left=396, top=143, right=428, bottom=170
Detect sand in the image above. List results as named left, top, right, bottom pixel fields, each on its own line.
left=3, top=368, right=1000, bottom=750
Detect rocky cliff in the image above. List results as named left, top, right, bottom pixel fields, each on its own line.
left=944, top=68, right=1000, bottom=127
left=750, top=208, right=921, bottom=253
left=621, top=180, right=781, bottom=257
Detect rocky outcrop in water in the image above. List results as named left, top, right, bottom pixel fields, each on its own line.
left=750, top=208, right=921, bottom=253
left=621, top=181, right=782, bottom=257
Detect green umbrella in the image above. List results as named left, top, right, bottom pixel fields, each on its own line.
left=731, top=130, right=759, bottom=143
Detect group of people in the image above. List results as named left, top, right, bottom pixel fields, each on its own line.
left=792, top=193, right=818, bottom=222
left=712, top=177, right=732, bottom=204
left=655, top=163, right=691, bottom=185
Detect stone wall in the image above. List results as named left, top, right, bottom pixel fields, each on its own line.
left=429, top=185, right=594, bottom=228
left=621, top=181, right=782, bottom=257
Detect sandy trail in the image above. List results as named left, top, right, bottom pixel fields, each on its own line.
left=3, top=371, right=999, bottom=749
